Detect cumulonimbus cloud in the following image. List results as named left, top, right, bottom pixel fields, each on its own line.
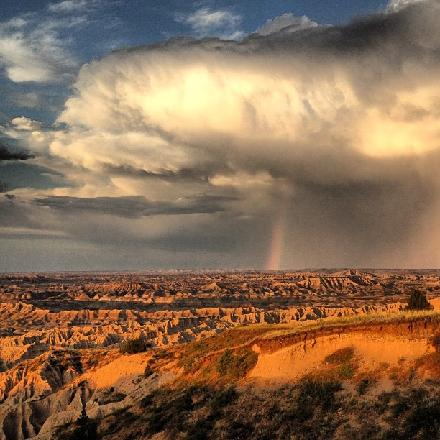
left=55, top=1, right=440, bottom=177
left=6, top=0, right=440, bottom=269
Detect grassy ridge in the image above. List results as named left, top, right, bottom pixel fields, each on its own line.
left=178, top=310, right=440, bottom=377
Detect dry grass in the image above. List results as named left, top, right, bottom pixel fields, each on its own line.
left=177, top=310, right=440, bottom=383
left=253, top=309, right=440, bottom=340
left=178, top=327, right=269, bottom=373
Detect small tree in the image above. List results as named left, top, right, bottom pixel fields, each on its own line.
left=406, top=289, right=433, bottom=311
left=119, top=336, right=152, bottom=354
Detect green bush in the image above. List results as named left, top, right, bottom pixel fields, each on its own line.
left=324, top=347, right=354, bottom=365
left=402, top=399, right=440, bottom=438
left=211, top=387, right=238, bottom=412
left=357, top=378, right=373, bottom=395
left=144, top=362, right=154, bottom=377
left=338, top=363, right=356, bottom=380
left=382, top=388, right=440, bottom=438
left=296, top=378, right=342, bottom=421
left=216, top=348, right=258, bottom=379
left=119, top=337, right=152, bottom=354
left=406, top=290, right=433, bottom=311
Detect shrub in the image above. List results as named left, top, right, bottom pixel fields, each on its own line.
left=211, top=387, right=238, bottom=412
left=324, top=347, right=354, bottom=365
left=216, top=348, right=258, bottom=379
left=295, top=379, right=342, bottom=420
left=382, top=388, right=440, bottom=438
left=406, top=290, right=433, bottom=311
left=402, top=399, right=440, bottom=438
left=357, top=377, right=373, bottom=395
left=142, top=386, right=207, bottom=434
left=140, top=385, right=239, bottom=438
left=338, top=363, right=356, bottom=380
left=144, top=363, right=154, bottom=377
left=217, top=349, right=234, bottom=375
left=119, top=337, right=152, bottom=354
left=0, top=358, right=8, bottom=372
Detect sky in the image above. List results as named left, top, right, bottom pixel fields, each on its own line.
left=0, top=0, right=438, bottom=271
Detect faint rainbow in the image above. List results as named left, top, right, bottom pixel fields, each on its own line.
left=266, top=204, right=287, bottom=271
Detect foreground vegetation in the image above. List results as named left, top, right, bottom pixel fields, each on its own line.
left=77, top=375, right=440, bottom=440
left=57, top=309, right=440, bottom=440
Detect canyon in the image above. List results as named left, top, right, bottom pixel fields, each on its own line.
left=1, top=270, right=440, bottom=439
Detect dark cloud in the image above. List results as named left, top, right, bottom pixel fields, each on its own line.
left=34, top=194, right=238, bottom=218
left=0, top=162, right=65, bottom=192
left=0, top=143, right=34, bottom=161
left=104, top=163, right=225, bottom=183
left=0, top=196, right=54, bottom=234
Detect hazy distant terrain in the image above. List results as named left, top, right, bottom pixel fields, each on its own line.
left=1, top=270, right=436, bottom=362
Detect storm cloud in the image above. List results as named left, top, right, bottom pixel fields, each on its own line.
left=35, top=194, right=237, bottom=218
left=3, top=0, right=440, bottom=270
left=0, top=143, right=33, bottom=161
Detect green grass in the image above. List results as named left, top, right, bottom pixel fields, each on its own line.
left=323, top=347, right=357, bottom=379
left=216, top=348, right=258, bottom=379
left=338, top=362, right=356, bottom=380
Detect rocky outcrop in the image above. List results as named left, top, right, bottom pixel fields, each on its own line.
left=0, top=348, right=175, bottom=440
left=0, top=301, right=406, bottom=366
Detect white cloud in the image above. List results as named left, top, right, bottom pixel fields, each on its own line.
left=0, top=0, right=105, bottom=83
left=387, top=0, right=426, bottom=11
left=256, top=13, right=319, bottom=36
left=48, top=0, right=93, bottom=13
left=178, top=7, right=243, bottom=40
left=10, top=116, right=42, bottom=131
left=0, top=15, right=77, bottom=83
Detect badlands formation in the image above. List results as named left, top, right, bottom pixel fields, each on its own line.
left=1, top=270, right=440, bottom=439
